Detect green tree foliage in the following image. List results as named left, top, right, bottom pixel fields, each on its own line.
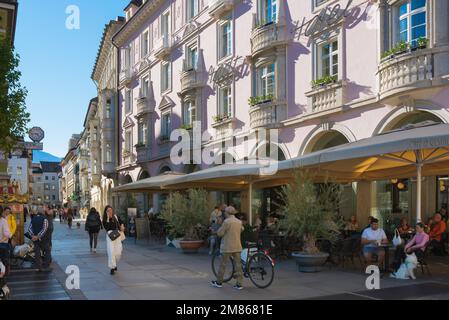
left=0, top=38, right=30, bottom=156
left=161, top=189, right=211, bottom=240
left=279, top=171, right=342, bottom=254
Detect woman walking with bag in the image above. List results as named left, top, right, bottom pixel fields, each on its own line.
left=85, top=208, right=103, bottom=253
left=102, top=206, right=125, bottom=275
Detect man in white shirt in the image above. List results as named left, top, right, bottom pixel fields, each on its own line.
left=361, top=218, right=388, bottom=267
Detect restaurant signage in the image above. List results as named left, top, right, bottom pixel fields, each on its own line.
left=208, top=56, right=250, bottom=87
left=293, top=0, right=353, bottom=40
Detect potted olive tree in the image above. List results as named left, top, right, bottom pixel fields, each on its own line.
left=161, top=189, right=211, bottom=254
left=280, top=171, right=342, bottom=272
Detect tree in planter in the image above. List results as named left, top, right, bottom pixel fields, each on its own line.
left=0, top=38, right=30, bottom=156
left=279, top=170, right=342, bottom=255
left=161, top=189, right=211, bottom=241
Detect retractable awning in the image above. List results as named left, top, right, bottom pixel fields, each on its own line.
left=112, top=172, right=185, bottom=193
left=278, top=122, right=449, bottom=222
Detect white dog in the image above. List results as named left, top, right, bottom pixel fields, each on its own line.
left=390, top=252, right=418, bottom=280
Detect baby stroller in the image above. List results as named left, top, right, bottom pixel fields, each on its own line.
left=10, top=240, right=35, bottom=268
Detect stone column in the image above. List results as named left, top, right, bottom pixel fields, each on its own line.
left=432, top=0, right=449, bottom=77
left=356, top=181, right=372, bottom=227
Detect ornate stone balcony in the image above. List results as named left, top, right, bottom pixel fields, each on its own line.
left=249, top=100, right=287, bottom=129
left=305, top=81, right=347, bottom=114
left=180, top=61, right=206, bottom=95
left=212, top=117, right=237, bottom=139
left=136, top=145, right=151, bottom=163
left=136, top=96, right=155, bottom=116
left=208, top=0, right=234, bottom=19
left=250, top=21, right=289, bottom=57
left=378, top=48, right=434, bottom=99
left=119, top=67, right=133, bottom=86
left=154, top=34, right=175, bottom=60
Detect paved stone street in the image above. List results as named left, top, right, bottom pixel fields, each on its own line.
left=7, top=221, right=449, bottom=300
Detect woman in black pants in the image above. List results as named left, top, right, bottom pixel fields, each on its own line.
left=85, top=208, right=103, bottom=253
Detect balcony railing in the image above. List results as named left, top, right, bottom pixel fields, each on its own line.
left=154, top=34, right=175, bottom=60
left=180, top=61, right=206, bottom=95
left=378, top=48, right=434, bottom=97
left=136, top=145, right=151, bottom=163
left=305, top=81, right=346, bottom=114
left=208, top=0, right=234, bottom=18
left=249, top=100, right=287, bottom=129
left=251, top=20, right=289, bottom=57
left=136, top=94, right=155, bottom=116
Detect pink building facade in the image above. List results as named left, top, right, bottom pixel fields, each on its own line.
left=112, top=0, right=449, bottom=224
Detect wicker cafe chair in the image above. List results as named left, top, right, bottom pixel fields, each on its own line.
left=417, top=243, right=432, bottom=276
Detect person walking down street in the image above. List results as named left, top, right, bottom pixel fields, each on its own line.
left=102, top=206, right=125, bottom=275
left=210, top=206, right=244, bottom=290
left=86, top=208, right=103, bottom=253
left=67, top=208, right=73, bottom=229
left=27, top=207, right=52, bottom=272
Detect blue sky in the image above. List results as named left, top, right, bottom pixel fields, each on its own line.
left=15, top=0, right=129, bottom=157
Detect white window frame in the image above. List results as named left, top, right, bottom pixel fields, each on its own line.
left=183, top=99, right=197, bottom=125
left=125, top=90, right=132, bottom=114
left=141, top=29, right=150, bottom=58
left=218, top=86, right=232, bottom=117
left=257, top=63, right=276, bottom=97
left=397, top=0, right=427, bottom=45
left=161, top=10, right=171, bottom=38
left=105, top=144, right=112, bottom=163
left=138, top=121, right=148, bottom=146
left=161, top=62, right=172, bottom=93
left=186, top=43, right=198, bottom=70
left=141, top=76, right=150, bottom=98
left=125, top=130, right=133, bottom=153
left=187, top=0, right=199, bottom=21
left=218, top=20, right=233, bottom=61
left=317, top=39, right=339, bottom=79
left=259, top=0, right=277, bottom=24
left=161, top=112, right=172, bottom=138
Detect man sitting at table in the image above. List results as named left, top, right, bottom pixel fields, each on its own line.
left=429, top=213, right=447, bottom=256
left=362, top=218, right=389, bottom=267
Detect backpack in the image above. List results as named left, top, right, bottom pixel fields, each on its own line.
left=86, top=213, right=100, bottom=228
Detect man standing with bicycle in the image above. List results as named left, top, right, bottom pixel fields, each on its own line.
left=210, top=206, right=244, bottom=290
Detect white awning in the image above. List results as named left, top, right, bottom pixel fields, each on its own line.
left=112, top=172, right=185, bottom=193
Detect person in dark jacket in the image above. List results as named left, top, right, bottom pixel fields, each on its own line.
left=44, top=205, right=54, bottom=265
left=27, top=207, right=51, bottom=272
left=67, top=208, right=73, bottom=229
left=85, top=208, right=103, bottom=253
left=102, top=206, right=124, bottom=275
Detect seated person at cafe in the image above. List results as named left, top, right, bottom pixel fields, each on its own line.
left=440, top=207, right=448, bottom=223
left=398, top=218, right=412, bottom=236
left=345, top=216, right=359, bottom=234
left=429, top=213, right=447, bottom=256
left=404, top=222, right=429, bottom=261
left=425, top=217, right=433, bottom=234
left=362, top=216, right=375, bottom=233
left=361, top=218, right=389, bottom=267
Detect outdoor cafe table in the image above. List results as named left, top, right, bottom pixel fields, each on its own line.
left=380, top=243, right=394, bottom=273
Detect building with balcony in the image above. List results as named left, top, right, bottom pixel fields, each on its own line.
left=108, top=0, right=449, bottom=224
left=0, top=0, right=18, bottom=43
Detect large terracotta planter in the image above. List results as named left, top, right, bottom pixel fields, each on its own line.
left=179, top=240, right=204, bottom=254
left=292, top=252, right=329, bottom=273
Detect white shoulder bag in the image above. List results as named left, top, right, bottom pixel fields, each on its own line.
left=392, top=229, right=403, bottom=247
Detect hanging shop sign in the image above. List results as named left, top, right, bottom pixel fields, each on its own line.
left=293, top=0, right=353, bottom=40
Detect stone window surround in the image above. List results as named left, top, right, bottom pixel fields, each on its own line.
left=216, top=17, right=234, bottom=64
left=160, top=61, right=172, bottom=94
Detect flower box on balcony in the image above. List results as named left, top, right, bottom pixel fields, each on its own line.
left=381, top=38, right=428, bottom=62
left=311, top=75, right=338, bottom=89
left=212, top=114, right=231, bottom=123
left=180, top=124, right=193, bottom=130
left=135, top=143, right=146, bottom=149
left=248, top=94, right=274, bottom=107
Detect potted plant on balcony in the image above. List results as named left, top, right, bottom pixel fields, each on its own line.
left=311, top=75, right=338, bottom=89
left=181, top=123, right=193, bottom=130
left=135, top=142, right=146, bottom=149
left=248, top=93, right=274, bottom=106
left=280, top=170, right=342, bottom=273
left=161, top=189, right=211, bottom=254
left=417, top=37, right=428, bottom=50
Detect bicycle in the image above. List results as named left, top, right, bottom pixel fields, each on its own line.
left=211, top=242, right=275, bottom=289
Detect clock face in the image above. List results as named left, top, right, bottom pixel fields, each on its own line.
left=28, top=127, right=45, bottom=143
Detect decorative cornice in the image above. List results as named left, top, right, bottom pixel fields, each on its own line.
left=113, top=0, right=166, bottom=47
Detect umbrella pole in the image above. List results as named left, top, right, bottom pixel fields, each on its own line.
left=415, top=151, right=423, bottom=223
left=248, top=182, right=253, bottom=226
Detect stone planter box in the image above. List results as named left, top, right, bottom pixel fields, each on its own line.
left=292, top=252, right=329, bottom=273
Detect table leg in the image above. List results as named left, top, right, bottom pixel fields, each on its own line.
left=384, top=247, right=390, bottom=273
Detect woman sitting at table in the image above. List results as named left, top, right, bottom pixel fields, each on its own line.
left=345, top=216, right=359, bottom=234
left=398, top=218, right=412, bottom=236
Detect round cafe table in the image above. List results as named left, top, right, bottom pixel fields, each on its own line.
left=379, top=243, right=393, bottom=273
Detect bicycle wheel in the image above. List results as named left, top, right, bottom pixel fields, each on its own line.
left=211, top=252, right=235, bottom=283
left=247, top=253, right=275, bottom=289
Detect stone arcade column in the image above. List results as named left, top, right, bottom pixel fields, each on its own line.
left=356, top=181, right=372, bottom=227
left=432, top=0, right=449, bottom=77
